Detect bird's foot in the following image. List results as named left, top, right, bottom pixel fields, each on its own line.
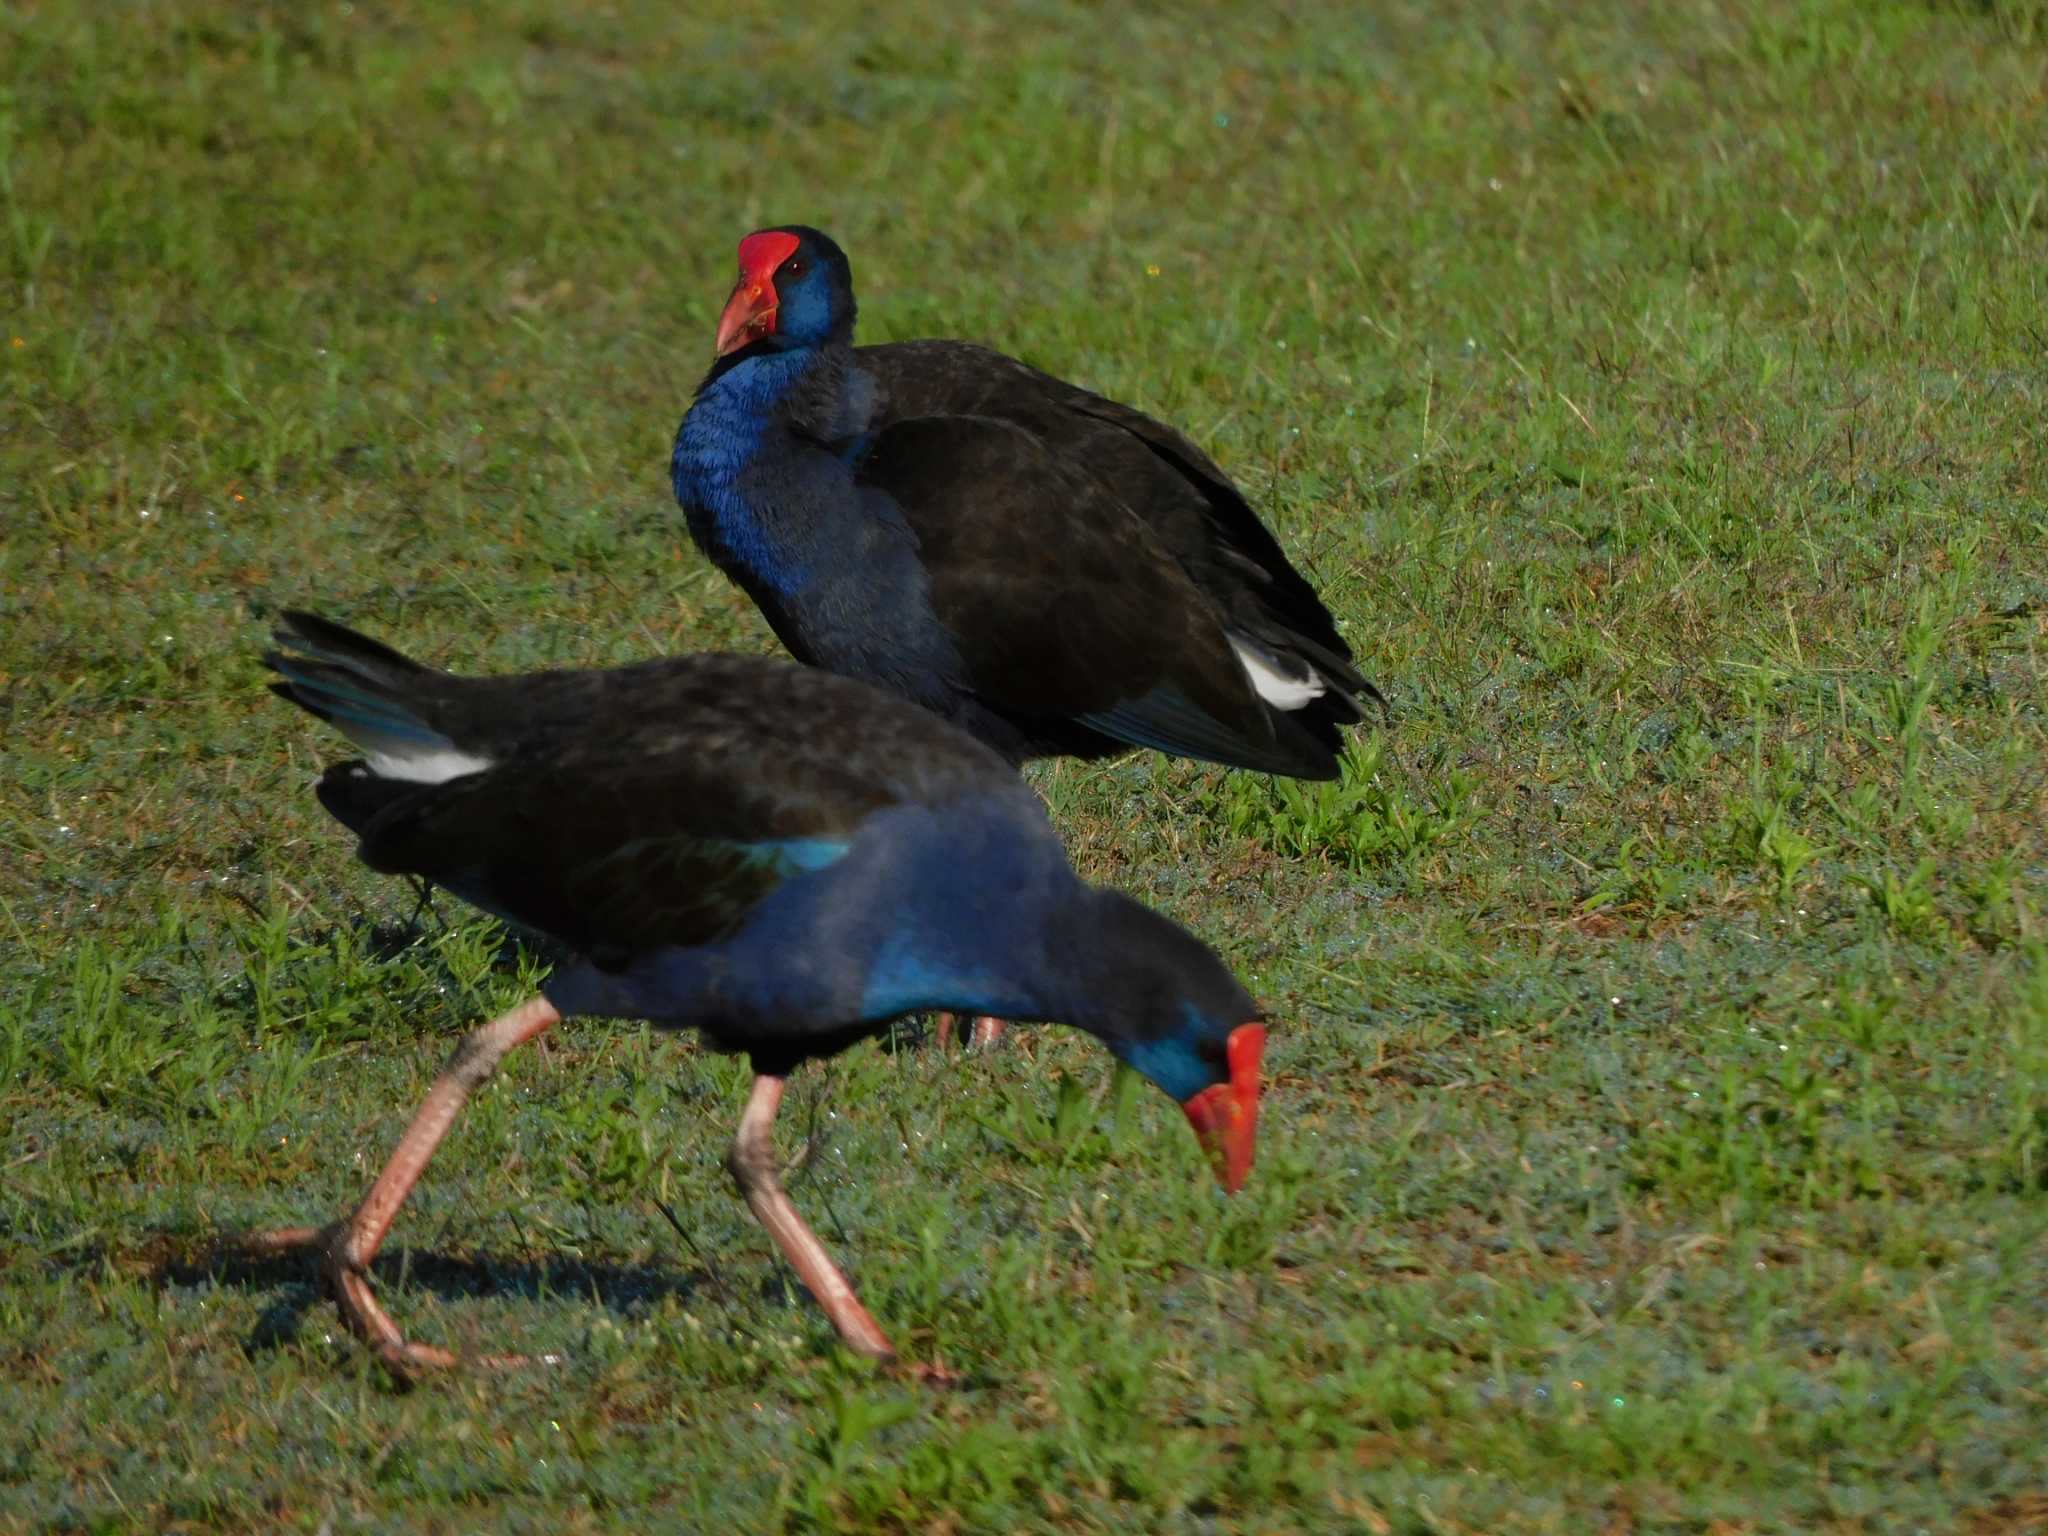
left=245, top=1221, right=554, bottom=1377
left=324, top=1228, right=558, bottom=1376
left=890, top=1357, right=965, bottom=1389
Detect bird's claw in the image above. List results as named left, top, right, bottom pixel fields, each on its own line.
left=250, top=1219, right=545, bottom=1376
left=890, top=1358, right=965, bottom=1389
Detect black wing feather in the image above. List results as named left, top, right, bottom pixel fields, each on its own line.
left=266, top=615, right=1022, bottom=957
left=855, top=414, right=1330, bottom=774
left=859, top=340, right=1379, bottom=710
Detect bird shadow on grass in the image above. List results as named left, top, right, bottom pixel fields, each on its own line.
left=63, top=1230, right=725, bottom=1361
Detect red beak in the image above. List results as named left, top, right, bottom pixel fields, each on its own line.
left=714, top=279, right=776, bottom=358
left=1180, top=1023, right=1264, bottom=1194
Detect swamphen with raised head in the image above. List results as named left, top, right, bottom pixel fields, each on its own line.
left=672, top=225, right=1380, bottom=783
left=253, top=611, right=1265, bottom=1376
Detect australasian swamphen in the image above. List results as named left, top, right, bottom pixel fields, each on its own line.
left=252, top=611, right=1265, bottom=1375
left=671, top=225, right=1381, bottom=784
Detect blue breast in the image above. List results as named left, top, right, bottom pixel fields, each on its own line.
left=571, top=795, right=1072, bottom=1037
left=840, top=798, right=1072, bottom=1021
left=720, top=794, right=1064, bottom=1036
left=671, top=353, right=817, bottom=596
left=854, top=925, right=1044, bottom=1022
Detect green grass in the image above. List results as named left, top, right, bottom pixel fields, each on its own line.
left=5, top=0, right=2048, bottom=1529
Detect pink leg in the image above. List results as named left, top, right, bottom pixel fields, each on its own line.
left=968, top=1017, right=1005, bottom=1050
left=254, top=994, right=561, bottom=1373
left=726, top=1074, right=897, bottom=1361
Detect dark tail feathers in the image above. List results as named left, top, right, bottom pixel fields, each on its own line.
left=264, top=610, right=441, bottom=747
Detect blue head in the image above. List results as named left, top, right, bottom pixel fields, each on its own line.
left=1066, top=890, right=1268, bottom=1193
left=712, top=225, right=857, bottom=359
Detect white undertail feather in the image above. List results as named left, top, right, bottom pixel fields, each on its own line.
left=1230, top=639, right=1325, bottom=711
left=350, top=729, right=495, bottom=784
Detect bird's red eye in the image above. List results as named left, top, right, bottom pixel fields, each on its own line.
left=785, top=259, right=805, bottom=277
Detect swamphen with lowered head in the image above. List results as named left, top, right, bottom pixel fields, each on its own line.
left=672, top=225, right=1380, bottom=783
left=252, top=611, right=1265, bottom=1375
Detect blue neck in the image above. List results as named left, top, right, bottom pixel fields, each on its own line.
left=673, top=348, right=954, bottom=706
left=671, top=347, right=823, bottom=596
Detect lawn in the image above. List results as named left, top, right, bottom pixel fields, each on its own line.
left=4, top=0, right=2047, bottom=1529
